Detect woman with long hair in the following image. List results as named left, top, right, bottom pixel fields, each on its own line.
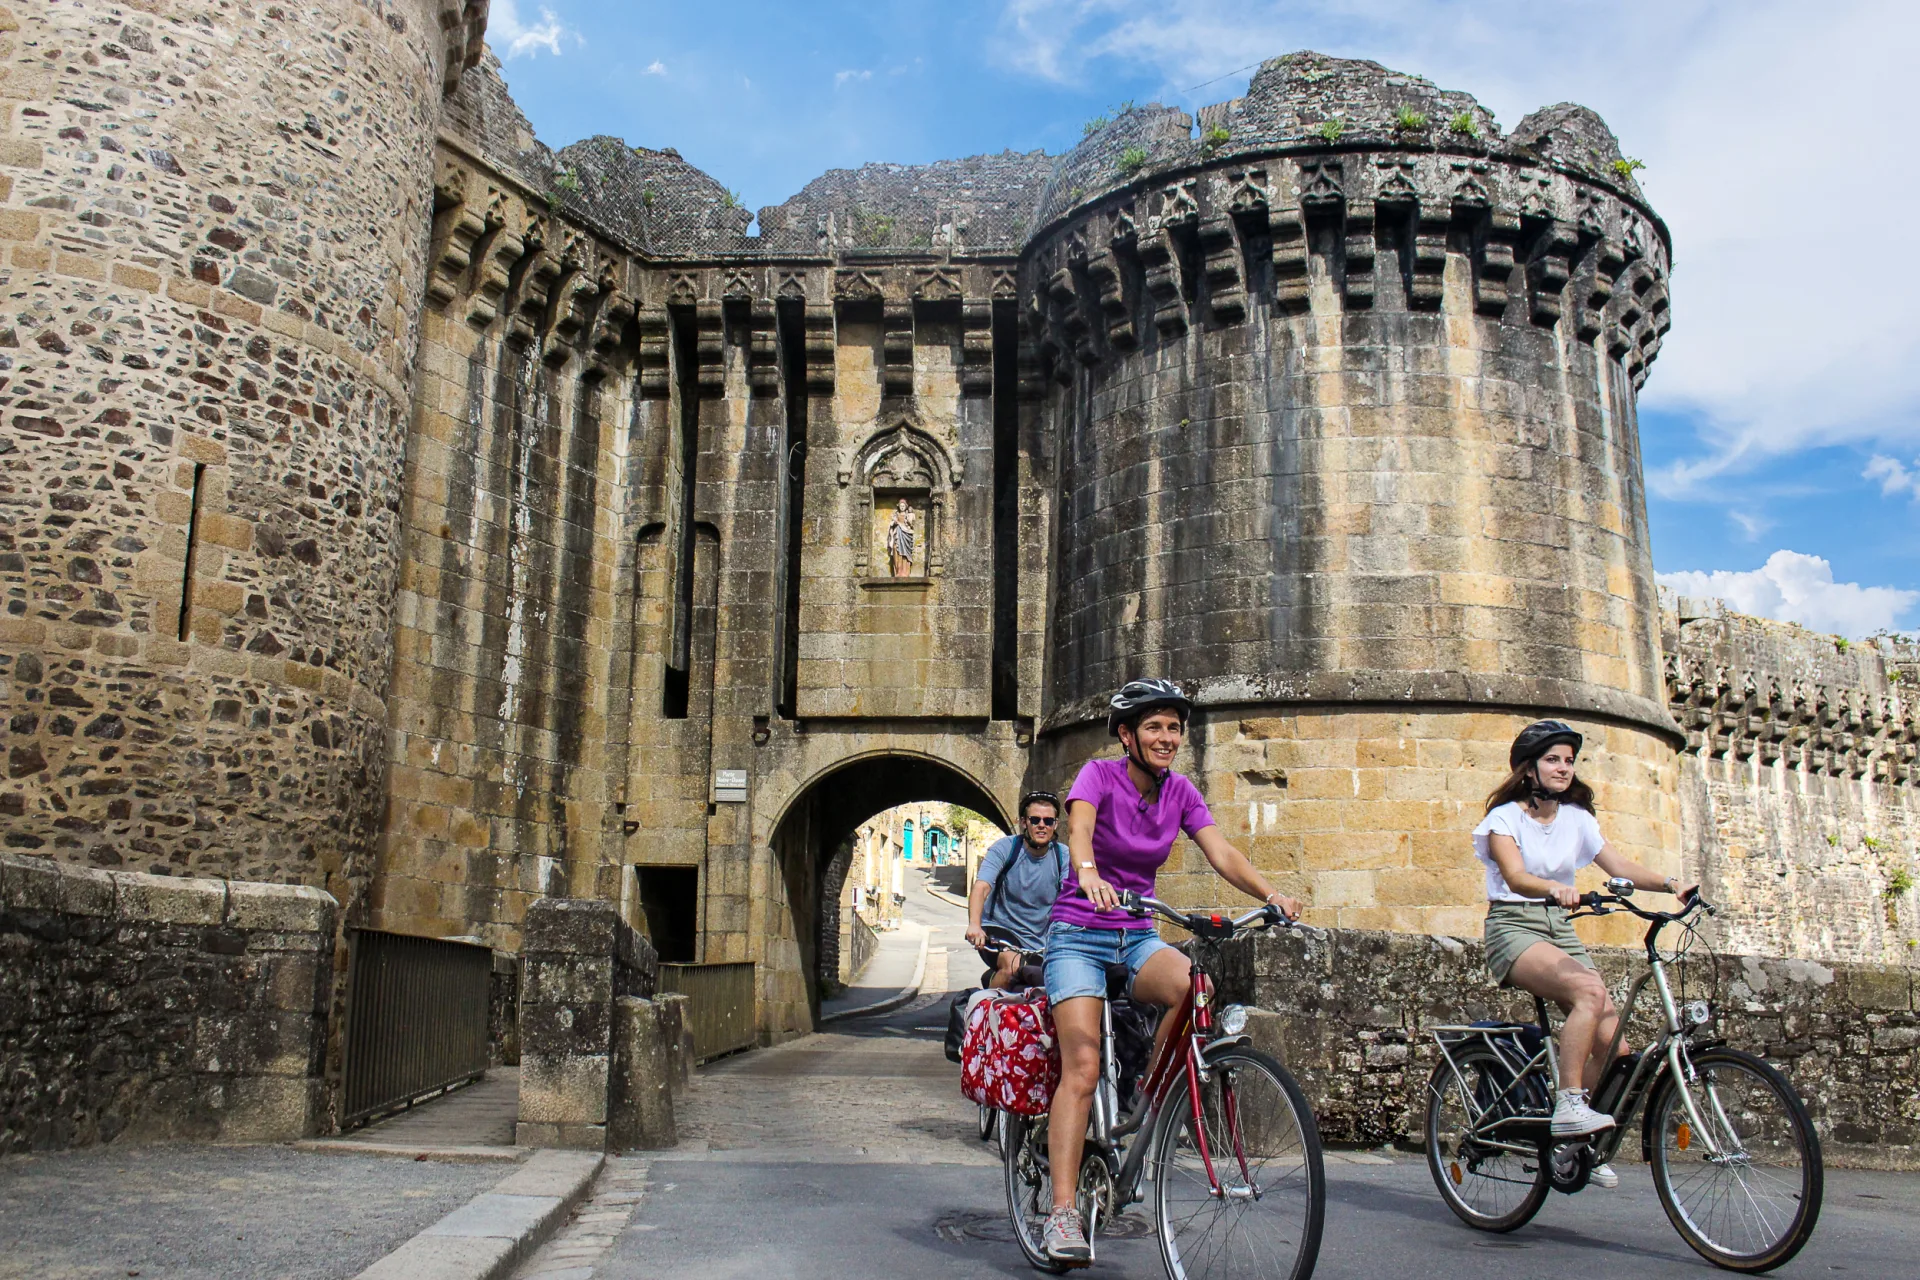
left=1473, top=719, right=1697, bottom=1189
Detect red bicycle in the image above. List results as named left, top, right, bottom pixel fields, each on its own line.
left=1003, top=893, right=1325, bottom=1278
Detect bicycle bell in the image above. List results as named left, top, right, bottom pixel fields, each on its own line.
left=1606, top=876, right=1636, bottom=896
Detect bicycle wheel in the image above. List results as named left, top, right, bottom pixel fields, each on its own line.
left=1003, top=1112, right=1068, bottom=1274
left=1149, top=1047, right=1324, bottom=1280
left=979, top=1102, right=998, bottom=1143
left=1648, top=1046, right=1823, bottom=1273
left=1423, top=1046, right=1550, bottom=1232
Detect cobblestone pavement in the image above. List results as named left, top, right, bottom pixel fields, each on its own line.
left=0, top=1143, right=502, bottom=1280
left=507, top=1156, right=651, bottom=1280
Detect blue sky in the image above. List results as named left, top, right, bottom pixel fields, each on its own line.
left=487, top=0, right=1920, bottom=637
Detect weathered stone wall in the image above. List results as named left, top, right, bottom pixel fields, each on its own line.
left=1, top=851, right=336, bottom=1153
left=1666, top=603, right=1920, bottom=965
left=1219, top=926, right=1920, bottom=1169
left=0, top=0, right=480, bottom=925
left=1039, top=708, right=1681, bottom=948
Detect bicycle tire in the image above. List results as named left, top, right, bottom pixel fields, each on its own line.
left=1647, top=1046, right=1823, bottom=1273
left=1423, top=1046, right=1550, bottom=1233
left=1003, top=1112, right=1069, bottom=1274
left=979, top=1102, right=998, bottom=1143
left=1149, top=1047, right=1324, bottom=1280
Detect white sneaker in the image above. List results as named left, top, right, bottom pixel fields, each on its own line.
left=1043, top=1206, right=1093, bottom=1265
left=1589, top=1162, right=1619, bottom=1189
left=1550, top=1090, right=1617, bottom=1137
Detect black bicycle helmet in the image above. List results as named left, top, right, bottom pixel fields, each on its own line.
left=1509, top=719, right=1583, bottom=769
left=1106, top=679, right=1193, bottom=736
left=1017, top=790, right=1061, bottom=818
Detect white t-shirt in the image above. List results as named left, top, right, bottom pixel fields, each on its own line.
left=1471, top=801, right=1606, bottom=903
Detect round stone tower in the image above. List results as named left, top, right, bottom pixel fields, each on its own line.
left=0, top=1, right=484, bottom=910
left=1024, top=53, right=1681, bottom=934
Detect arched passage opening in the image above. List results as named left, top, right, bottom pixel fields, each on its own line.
left=770, top=753, right=1011, bottom=1029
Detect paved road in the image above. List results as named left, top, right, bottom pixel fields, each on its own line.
left=0, top=1142, right=502, bottom=1280
left=585, top=865, right=1917, bottom=1279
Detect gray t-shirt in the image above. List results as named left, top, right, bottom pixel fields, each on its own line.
left=977, top=834, right=1069, bottom=952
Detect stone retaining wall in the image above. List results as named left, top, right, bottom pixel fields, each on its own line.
left=1219, top=926, right=1919, bottom=1169
left=0, top=852, right=335, bottom=1153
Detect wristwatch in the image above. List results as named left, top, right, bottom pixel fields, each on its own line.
left=1663, top=876, right=1681, bottom=894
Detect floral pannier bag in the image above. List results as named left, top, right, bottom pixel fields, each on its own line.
left=959, top=988, right=1060, bottom=1116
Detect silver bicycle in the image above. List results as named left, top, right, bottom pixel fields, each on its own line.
left=1423, top=879, right=1823, bottom=1273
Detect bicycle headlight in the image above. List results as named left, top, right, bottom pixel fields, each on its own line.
left=1686, top=1000, right=1713, bottom=1027
left=1217, top=1004, right=1250, bottom=1036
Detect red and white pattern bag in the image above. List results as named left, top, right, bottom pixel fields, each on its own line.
left=959, top=989, right=1060, bottom=1116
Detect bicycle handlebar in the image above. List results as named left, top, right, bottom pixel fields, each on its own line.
left=1116, top=890, right=1299, bottom=939
left=1560, top=888, right=1716, bottom=924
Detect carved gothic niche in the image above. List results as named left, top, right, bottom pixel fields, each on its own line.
left=844, top=423, right=959, bottom=581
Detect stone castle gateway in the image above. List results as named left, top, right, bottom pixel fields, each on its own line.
left=2, top=0, right=1915, bottom=1097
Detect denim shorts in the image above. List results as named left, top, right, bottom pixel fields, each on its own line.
left=1043, top=921, right=1175, bottom=1003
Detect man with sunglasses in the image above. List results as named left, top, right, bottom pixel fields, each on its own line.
left=965, top=791, right=1070, bottom=989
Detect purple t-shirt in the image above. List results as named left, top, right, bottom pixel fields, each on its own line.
left=1051, top=758, right=1216, bottom=930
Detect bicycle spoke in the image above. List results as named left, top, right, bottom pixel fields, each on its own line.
left=1653, top=1053, right=1815, bottom=1265
left=1155, top=1055, right=1318, bottom=1280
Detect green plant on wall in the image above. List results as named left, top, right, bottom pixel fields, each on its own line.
left=1117, top=146, right=1149, bottom=177
left=1825, top=833, right=1841, bottom=847
left=1314, top=118, right=1344, bottom=143
left=1613, top=157, right=1646, bottom=180
left=1201, top=124, right=1231, bottom=155
left=720, top=188, right=742, bottom=210
left=546, top=166, right=582, bottom=211
left=1885, top=866, right=1914, bottom=927
left=850, top=208, right=895, bottom=246
left=1395, top=107, right=1428, bottom=132
left=1448, top=111, right=1478, bottom=137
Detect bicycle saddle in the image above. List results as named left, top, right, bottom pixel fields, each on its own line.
left=1104, top=962, right=1132, bottom=1001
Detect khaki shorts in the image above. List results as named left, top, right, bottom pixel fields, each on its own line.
left=1483, top=902, right=1594, bottom=986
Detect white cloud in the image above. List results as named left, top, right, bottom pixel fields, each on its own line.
left=991, top=1, right=1920, bottom=491
left=1865, top=454, right=1920, bottom=500
left=644, top=59, right=667, bottom=76
left=1657, top=551, right=1918, bottom=638
left=1727, top=509, right=1769, bottom=542
left=835, top=69, right=873, bottom=87
left=489, top=0, right=573, bottom=59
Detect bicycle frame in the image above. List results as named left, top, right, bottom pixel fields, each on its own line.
left=1430, top=892, right=1724, bottom=1167
left=1083, top=898, right=1280, bottom=1213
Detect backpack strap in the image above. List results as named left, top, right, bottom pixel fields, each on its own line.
left=986, top=839, right=1068, bottom=945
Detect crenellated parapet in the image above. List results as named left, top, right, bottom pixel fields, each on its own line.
left=1665, top=605, right=1920, bottom=786
left=1020, top=118, right=1671, bottom=389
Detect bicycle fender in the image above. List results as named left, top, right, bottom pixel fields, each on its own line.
left=1200, top=1034, right=1252, bottom=1060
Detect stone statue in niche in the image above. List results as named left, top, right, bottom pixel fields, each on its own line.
left=885, top=498, right=917, bottom=577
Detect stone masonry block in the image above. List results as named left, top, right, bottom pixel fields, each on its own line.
left=225, top=881, right=336, bottom=934
left=522, top=954, right=615, bottom=1008
left=520, top=896, right=619, bottom=957
left=113, top=870, right=227, bottom=926
left=212, top=1075, right=323, bottom=1143
left=518, top=1054, right=611, bottom=1127
left=608, top=997, right=676, bottom=1151
left=0, top=852, right=114, bottom=916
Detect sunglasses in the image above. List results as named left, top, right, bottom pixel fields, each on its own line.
left=1025, top=816, right=1058, bottom=826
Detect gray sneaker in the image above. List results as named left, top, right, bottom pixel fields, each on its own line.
left=1043, top=1206, right=1093, bottom=1265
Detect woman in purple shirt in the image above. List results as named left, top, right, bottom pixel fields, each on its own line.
left=1037, top=679, right=1305, bottom=1265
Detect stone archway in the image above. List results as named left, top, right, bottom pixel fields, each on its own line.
left=768, top=753, right=1011, bottom=1028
